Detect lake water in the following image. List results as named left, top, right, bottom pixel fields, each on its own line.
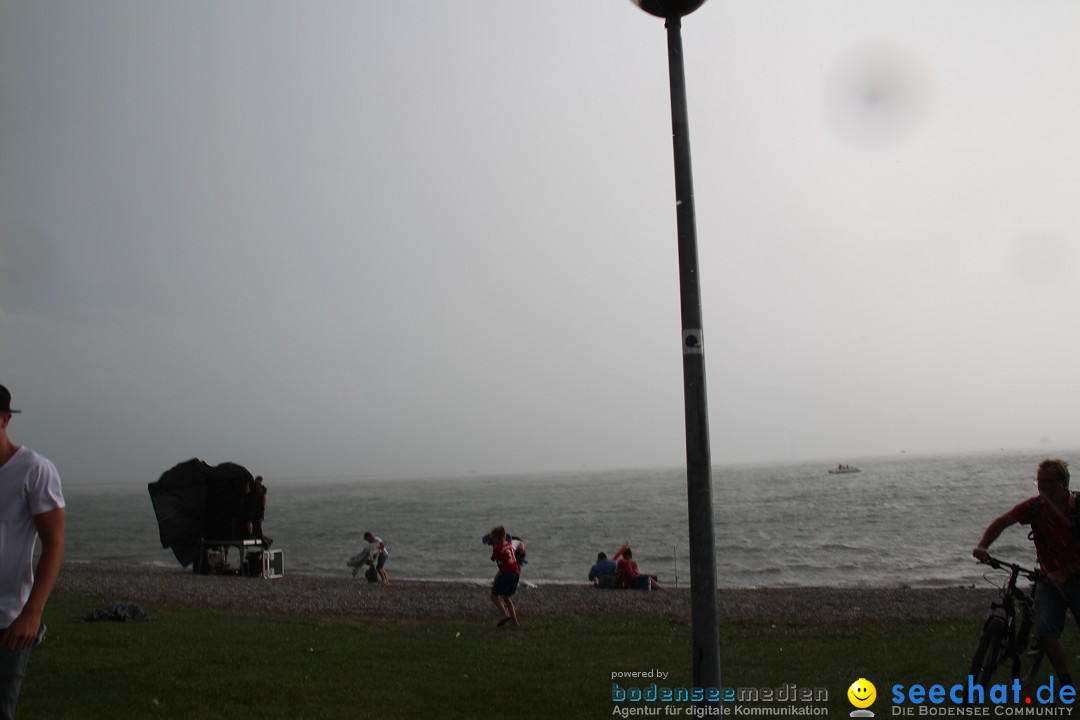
left=61, top=450, right=1072, bottom=588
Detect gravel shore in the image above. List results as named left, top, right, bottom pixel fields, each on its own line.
left=55, top=562, right=997, bottom=625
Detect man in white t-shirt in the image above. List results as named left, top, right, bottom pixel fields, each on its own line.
left=0, top=385, right=65, bottom=720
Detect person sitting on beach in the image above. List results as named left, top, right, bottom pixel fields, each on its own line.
left=360, top=532, right=389, bottom=585
left=588, top=552, right=620, bottom=589
left=488, top=525, right=520, bottom=627
left=973, top=458, right=1079, bottom=692
left=615, top=547, right=667, bottom=592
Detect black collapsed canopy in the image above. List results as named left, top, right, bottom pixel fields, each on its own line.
left=147, top=459, right=255, bottom=567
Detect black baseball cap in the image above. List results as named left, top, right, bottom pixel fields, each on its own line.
left=0, top=385, right=22, bottom=414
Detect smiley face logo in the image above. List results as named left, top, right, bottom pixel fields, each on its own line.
left=847, top=678, right=877, bottom=709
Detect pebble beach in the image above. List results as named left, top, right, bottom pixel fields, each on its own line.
left=56, top=562, right=997, bottom=625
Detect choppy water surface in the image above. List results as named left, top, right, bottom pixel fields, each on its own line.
left=62, top=451, right=1068, bottom=588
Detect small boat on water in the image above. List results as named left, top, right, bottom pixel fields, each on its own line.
left=828, top=464, right=861, bottom=474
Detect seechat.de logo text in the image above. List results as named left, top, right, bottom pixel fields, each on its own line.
left=890, top=676, right=1074, bottom=716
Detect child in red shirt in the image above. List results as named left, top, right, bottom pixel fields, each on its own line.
left=488, top=525, right=521, bottom=627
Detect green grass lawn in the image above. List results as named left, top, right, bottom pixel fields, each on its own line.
left=15, top=592, right=1080, bottom=720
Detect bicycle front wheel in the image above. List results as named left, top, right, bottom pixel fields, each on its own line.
left=971, top=616, right=1008, bottom=687
left=1014, top=617, right=1044, bottom=685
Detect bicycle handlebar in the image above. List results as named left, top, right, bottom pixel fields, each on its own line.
left=979, top=556, right=1045, bottom=582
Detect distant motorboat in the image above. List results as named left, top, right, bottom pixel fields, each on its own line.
left=828, top=464, right=862, bottom=474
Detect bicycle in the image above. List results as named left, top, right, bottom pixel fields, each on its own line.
left=969, top=556, right=1045, bottom=688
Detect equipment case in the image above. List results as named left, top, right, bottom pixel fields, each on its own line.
left=262, top=549, right=284, bottom=579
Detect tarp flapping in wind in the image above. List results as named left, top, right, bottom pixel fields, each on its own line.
left=147, top=458, right=255, bottom=567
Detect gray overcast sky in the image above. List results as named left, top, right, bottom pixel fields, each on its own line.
left=1, top=1, right=1078, bottom=484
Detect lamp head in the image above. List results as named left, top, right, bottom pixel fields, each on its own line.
left=630, top=0, right=708, bottom=18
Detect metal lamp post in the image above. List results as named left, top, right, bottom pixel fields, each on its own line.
left=629, top=0, right=721, bottom=695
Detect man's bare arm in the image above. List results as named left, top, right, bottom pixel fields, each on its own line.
left=972, top=511, right=1016, bottom=561
left=0, top=507, right=66, bottom=650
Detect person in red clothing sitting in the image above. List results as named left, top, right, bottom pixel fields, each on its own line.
left=614, top=544, right=667, bottom=591
left=488, top=525, right=521, bottom=627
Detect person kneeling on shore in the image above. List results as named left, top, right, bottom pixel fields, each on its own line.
left=488, top=525, right=520, bottom=627
left=973, top=458, right=1078, bottom=692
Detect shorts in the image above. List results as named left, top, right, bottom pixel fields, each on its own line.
left=492, top=571, right=520, bottom=598
left=632, top=574, right=656, bottom=591
left=1034, top=577, right=1080, bottom=639
left=375, top=553, right=388, bottom=570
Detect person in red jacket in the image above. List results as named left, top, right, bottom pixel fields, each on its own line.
left=615, top=545, right=667, bottom=591
left=488, top=525, right=521, bottom=627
